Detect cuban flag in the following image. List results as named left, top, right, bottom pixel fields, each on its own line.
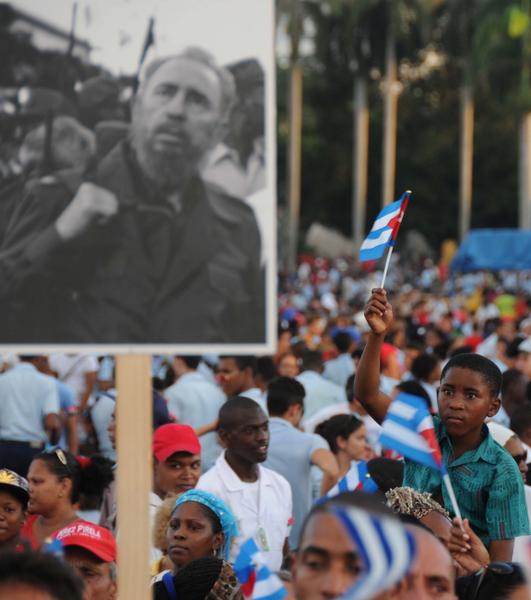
left=334, top=506, right=417, bottom=600
left=379, top=393, right=444, bottom=472
left=359, top=191, right=410, bottom=262
left=234, top=538, right=287, bottom=600
left=326, top=461, right=378, bottom=498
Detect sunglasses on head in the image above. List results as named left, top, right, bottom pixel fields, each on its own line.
left=47, top=447, right=71, bottom=475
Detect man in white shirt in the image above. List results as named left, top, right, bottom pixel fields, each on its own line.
left=0, top=356, right=60, bottom=476
left=164, top=356, right=225, bottom=470
left=217, top=356, right=265, bottom=407
left=296, top=351, right=347, bottom=424
left=197, top=396, right=292, bottom=571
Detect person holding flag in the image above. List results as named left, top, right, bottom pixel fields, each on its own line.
left=354, top=288, right=529, bottom=562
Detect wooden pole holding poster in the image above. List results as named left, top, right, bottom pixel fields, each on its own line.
left=116, top=355, right=152, bottom=600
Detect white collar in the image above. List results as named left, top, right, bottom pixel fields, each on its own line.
left=215, top=451, right=272, bottom=492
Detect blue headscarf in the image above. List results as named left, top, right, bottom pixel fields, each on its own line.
left=172, top=490, right=238, bottom=560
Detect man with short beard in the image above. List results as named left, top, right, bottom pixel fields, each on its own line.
left=0, top=47, right=263, bottom=344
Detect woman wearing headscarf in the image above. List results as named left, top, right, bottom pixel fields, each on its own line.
left=152, top=489, right=241, bottom=599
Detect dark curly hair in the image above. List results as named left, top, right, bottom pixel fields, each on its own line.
left=33, top=450, right=114, bottom=504
left=315, top=414, right=364, bottom=454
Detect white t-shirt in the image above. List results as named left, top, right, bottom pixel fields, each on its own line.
left=49, top=354, right=99, bottom=405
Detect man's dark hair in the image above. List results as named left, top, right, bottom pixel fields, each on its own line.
left=300, top=350, right=323, bottom=373
left=267, top=377, right=305, bottom=416
left=455, top=562, right=526, bottom=600
left=0, top=551, right=83, bottom=600
left=506, top=336, right=525, bottom=359
left=345, top=373, right=355, bottom=403
left=410, top=353, right=440, bottom=382
left=256, top=356, right=277, bottom=386
left=501, top=368, right=525, bottom=397
left=395, top=380, right=432, bottom=410
left=440, top=353, right=502, bottom=397
left=177, top=356, right=201, bottom=370
left=510, top=405, right=531, bottom=437
left=220, top=355, right=257, bottom=376
left=18, top=355, right=40, bottom=362
left=397, top=513, right=433, bottom=535
left=332, top=332, right=353, bottom=354
left=218, top=395, right=263, bottom=432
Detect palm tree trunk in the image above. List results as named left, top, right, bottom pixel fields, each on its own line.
left=381, top=28, right=398, bottom=207
left=519, top=0, right=531, bottom=229
left=519, top=112, right=531, bottom=229
left=459, top=83, right=474, bottom=240
left=353, top=75, right=369, bottom=248
left=287, top=59, right=303, bottom=270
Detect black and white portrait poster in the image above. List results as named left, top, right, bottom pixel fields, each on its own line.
left=0, top=0, right=276, bottom=353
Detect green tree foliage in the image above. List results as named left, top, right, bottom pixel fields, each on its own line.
left=277, top=0, right=522, bottom=249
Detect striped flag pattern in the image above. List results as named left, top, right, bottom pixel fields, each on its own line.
left=334, top=506, right=417, bottom=600
left=359, top=191, right=410, bottom=262
left=379, top=393, right=444, bottom=472
left=326, top=461, right=378, bottom=498
left=234, top=538, right=287, bottom=600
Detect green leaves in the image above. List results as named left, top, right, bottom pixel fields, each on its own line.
left=508, top=5, right=529, bottom=38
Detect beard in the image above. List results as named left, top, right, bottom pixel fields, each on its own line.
left=130, top=117, right=198, bottom=191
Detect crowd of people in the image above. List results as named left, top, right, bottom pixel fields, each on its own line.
left=1, top=28, right=531, bottom=600
left=1, top=260, right=531, bottom=599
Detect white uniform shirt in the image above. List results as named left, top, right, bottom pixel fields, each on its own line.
left=197, top=452, right=292, bottom=571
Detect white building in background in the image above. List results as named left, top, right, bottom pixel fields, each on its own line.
left=7, top=4, right=91, bottom=62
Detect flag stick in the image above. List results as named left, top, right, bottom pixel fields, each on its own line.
left=443, top=472, right=463, bottom=522
left=380, top=245, right=394, bottom=289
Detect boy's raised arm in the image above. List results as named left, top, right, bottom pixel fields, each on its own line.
left=354, top=288, right=394, bottom=424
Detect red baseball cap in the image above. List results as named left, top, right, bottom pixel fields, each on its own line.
left=153, top=424, right=201, bottom=462
left=55, top=521, right=117, bottom=562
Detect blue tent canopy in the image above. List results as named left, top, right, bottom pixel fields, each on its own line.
left=451, top=229, right=531, bottom=272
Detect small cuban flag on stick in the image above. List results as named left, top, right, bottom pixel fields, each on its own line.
left=359, top=190, right=411, bottom=289
left=379, top=392, right=463, bottom=521
left=234, top=538, right=287, bottom=600
left=325, top=461, right=378, bottom=498
left=333, top=505, right=417, bottom=600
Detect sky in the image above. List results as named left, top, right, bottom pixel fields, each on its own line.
left=10, top=0, right=278, bottom=75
